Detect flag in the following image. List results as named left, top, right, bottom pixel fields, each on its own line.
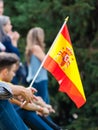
left=43, top=18, right=86, bottom=108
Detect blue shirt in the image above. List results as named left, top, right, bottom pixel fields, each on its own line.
left=2, top=36, right=20, bottom=57
left=27, top=55, right=48, bottom=83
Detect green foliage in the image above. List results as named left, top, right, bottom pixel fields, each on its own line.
left=4, top=0, right=98, bottom=129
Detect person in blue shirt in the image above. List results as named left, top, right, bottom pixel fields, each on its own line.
left=25, top=27, right=49, bottom=104
left=0, top=15, right=26, bottom=85
left=25, top=27, right=63, bottom=130
left=0, top=15, right=20, bottom=56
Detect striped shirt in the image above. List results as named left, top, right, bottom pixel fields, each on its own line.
left=0, top=81, right=13, bottom=99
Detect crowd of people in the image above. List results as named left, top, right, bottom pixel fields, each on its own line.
left=0, top=0, right=64, bottom=130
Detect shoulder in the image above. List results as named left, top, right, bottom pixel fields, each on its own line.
left=2, top=35, right=11, bottom=43
left=32, top=45, right=43, bottom=53
left=32, top=45, right=45, bottom=61
left=33, top=45, right=41, bottom=50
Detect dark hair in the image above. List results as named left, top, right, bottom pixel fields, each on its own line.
left=0, top=52, right=19, bottom=68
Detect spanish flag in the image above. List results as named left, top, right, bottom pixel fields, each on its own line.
left=43, top=18, right=86, bottom=108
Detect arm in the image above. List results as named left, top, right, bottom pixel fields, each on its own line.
left=2, top=36, right=20, bottom=57
left=8, top=31, right=20, bottom=47
left=33, top=96, right=55, bottom=113
left=0, top=42, right=6, bottom=51
left=10, top=98, right=40, bottom=111
left=8, top=83, right=37, bottom=104
left=10, top=98, right=50, bottom=116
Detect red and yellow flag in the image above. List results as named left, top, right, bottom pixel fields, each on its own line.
left=43, top=18, right=86, bottom=108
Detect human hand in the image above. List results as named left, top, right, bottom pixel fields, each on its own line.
left=45, top=104, right=55, bottom=113
left=36, top=107, right=50, bottom=116
left=33, top=96, right=46, bottom=107
left=20, top=87, right=37, bottom=107
left=13, top=31, right=20, bottom=41
left=8, top=31, right=20, bottom=47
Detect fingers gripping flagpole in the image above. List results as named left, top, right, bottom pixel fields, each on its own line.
left=29, top=16, right=69, bottom=88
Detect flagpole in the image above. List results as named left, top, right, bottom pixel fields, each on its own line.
left=29, top=16, right=69, bottom=88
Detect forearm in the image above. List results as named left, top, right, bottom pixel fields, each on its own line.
left=8, top=83, right=36, bottom=104
left=33, top=96, right=46, bottom=107
left=12, top=85, right=24, bottom=95
left=10, top=98, right=21, bottom=106
left=9, top=83, right=26, bottom=96
left=10, top=98, right=43, bottom=111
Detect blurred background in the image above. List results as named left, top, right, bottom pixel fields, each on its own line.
left=4, top=0, right=98, bottom=129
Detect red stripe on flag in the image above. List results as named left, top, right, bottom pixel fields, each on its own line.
left=43, top=55, right=86, bottom=108
left=59, top=83, right=86, bottom=108
left=61, top=25, right=72, bottom=45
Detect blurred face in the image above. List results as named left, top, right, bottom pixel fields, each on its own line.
left=4, top=64, right=17, bottom=82
left=3, top=19, right=12, bottom=33
left=0, top=1, right=4, bottom=15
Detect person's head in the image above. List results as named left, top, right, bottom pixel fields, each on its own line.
left=0, top=0, right=4, bottom=15
left=0, top=52, right=20, bottom=82
left=0, top=15, right=12, bottom=35
left=27, top=27, right=45, bottom=50
left=25, top=27, right=45, bottom=63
